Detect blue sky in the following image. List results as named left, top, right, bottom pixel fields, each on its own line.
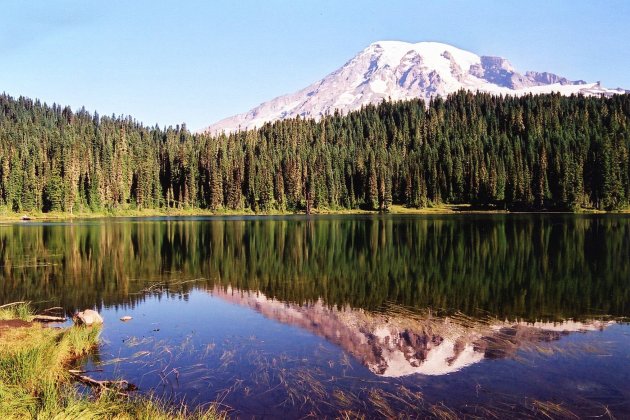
left=2, top=0, right=629, bottom=130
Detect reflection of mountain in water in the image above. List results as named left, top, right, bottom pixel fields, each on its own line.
left=213, top=286, right=613, bottom=377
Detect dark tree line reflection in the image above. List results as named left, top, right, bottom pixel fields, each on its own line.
left=0, top=215, right=628, bottom=320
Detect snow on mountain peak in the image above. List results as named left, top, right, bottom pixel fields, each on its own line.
left=203, top=41, right=627, bottom=134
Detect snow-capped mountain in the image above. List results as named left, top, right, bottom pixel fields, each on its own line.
left=203, top=41, right=627, bottom=134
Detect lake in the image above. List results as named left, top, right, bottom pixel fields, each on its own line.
left=0, top=214, right=628, bottom=418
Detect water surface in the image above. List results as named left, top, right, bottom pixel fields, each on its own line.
left=0, top=215, right=628, bottom=417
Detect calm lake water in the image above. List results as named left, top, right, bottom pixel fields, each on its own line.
left=1, top=215, right=629, bottom=418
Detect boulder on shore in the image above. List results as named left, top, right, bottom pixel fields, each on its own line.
left=73, top=309, right=103, bottom=326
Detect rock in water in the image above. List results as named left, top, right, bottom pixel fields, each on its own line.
left=120, top=316, right=132, bottom=322
left=73, top=309, right=104, bottom=326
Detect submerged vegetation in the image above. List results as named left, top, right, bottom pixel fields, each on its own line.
left=0, top=215, right=627, bottom=417
left=0, top=303, right=224, bottom=419
left=54, top=296, right=616, bottom=419
left=1, top=303, right=600, bottom=420
left=0, top=91, right=629, bottom=215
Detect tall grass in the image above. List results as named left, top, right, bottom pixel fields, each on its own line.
left=0, top=303, right=225, bottom=419
left=0, top=302, right=33, bottom=320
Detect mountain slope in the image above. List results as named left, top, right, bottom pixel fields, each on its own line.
left=204, top=41, right=627, bottom=133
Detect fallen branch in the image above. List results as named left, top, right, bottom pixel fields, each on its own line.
left=41, top=306, right=65, bottom=313
left=33, top=315, right=67, bottom=322
left=0, top=301, right=28, bottom=309
left=67, top=368, right=104, bottom=374
left=69, top=370, right=137, bottom=394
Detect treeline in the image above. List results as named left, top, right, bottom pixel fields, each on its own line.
left=1, top=91, right=629, bottom=213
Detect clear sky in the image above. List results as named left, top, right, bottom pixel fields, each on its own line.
left=2, top=0, right=629, bottom=130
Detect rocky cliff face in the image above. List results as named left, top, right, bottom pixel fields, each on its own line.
left=203, top=41, right=627, bottom=133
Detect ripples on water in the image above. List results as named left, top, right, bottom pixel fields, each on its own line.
left=0, top=215, right=629, bottom=417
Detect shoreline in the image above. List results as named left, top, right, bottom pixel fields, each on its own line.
left=0, top=302, right=225, bottom=419
left=1, top=204, right=628, bottom=223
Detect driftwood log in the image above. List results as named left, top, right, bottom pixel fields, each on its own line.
left=0, top=301, right=27, bottom=309
left=33, top=315, right=67, bottom=322
left=0, top=303, right=67, bottom=323
left=69, top=369, right=137, bottom=394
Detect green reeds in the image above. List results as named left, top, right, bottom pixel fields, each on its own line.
left=0, top=301, right=33, bottom=320
left=0, top=303, right=225, bottom=419
left=0, top=316, right=100, bottom=417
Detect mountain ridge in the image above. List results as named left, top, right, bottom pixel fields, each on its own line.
left=203, top=41, right=627, bottom=134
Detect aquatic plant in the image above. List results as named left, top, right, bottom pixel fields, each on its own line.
left=0, top=303, right=225, bottom=419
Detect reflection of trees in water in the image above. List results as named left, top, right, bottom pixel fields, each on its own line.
left=0, top=216, right=628, bottom=319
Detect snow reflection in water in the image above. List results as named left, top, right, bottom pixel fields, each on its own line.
left=85, top=288, right=625, bottom=418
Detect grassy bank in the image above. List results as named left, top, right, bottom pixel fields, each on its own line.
left=1, top=203, right=629, bottom=223
left=0, top=303, right=225, bottom=419
left=0, top=206, right=286, bottom=222
left=0, top=203, right=501, bottom=223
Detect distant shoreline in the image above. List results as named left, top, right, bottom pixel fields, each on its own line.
left=1, top=204, right=628, bottom=223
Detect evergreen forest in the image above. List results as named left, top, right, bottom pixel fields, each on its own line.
left=1, top=90, right=629, bottom=213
